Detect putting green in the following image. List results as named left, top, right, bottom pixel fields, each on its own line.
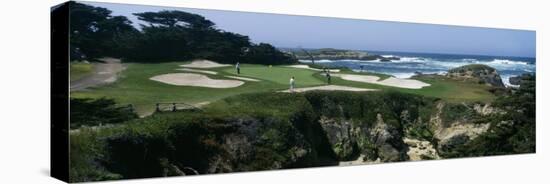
left=221, top=64, right=325, bottom=86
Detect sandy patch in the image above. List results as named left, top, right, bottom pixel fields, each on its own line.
left=225, top=75, right=260, bottom=82
left=281, top=85, right=376, bottom=93
left=150, top=73, right=244, bottom=88
left=176, top=68, right=218, bottom=75
left=333, top=74, right=430, bottom=89
left=403, top=137, right=440, bottom=161
left=180, top=60, right=231, bottom=68
left=286, top=65, right=341, bottom=72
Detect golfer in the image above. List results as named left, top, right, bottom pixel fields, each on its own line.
left=236, top=62, right=241, bottom=74
left=326, top=70, right=331, bottom=84
left=290, top=76, right=295, bottom=92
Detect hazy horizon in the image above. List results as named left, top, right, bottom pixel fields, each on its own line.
left=83, top=1, right=536, bottom=58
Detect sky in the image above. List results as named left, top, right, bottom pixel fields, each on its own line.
left=84, top=1, right=536, bottom=58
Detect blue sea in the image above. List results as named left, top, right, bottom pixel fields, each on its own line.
left=300, top=51, right=536, bottom=87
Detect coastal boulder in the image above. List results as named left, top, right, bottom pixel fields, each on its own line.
left=446, top=64, right=505, bottom=88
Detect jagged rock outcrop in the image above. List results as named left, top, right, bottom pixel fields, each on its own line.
left=369, top=114, right=409, bottom=162
left=509, top=73, right=535, bottom=87
left=429, top=102, right=493, bottom=154
left=509, top=76, right=522, bottom=86
left=292, top=48, right=400, bottom=61
left=318, top=113, right=408, bottom=163
left=446, top=64, right=505, bottom=87
left=318, top=117, right=358, bottom=160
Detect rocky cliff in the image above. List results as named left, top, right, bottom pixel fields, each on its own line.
left=72, top=89, right=532, bottom=182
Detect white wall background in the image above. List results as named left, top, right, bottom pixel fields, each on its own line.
left=0, top=0, right=547, bottom=183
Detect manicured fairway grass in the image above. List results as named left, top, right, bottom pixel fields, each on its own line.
left=221, top=64, right=325, bottom=86
left=71, top=61, right=496, bottom=116
left=70, top=62, right=94, bottom=82
left=71, top=62, right=326, bottom=115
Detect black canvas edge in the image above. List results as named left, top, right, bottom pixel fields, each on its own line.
left=51, top=1, right=71, bottom=183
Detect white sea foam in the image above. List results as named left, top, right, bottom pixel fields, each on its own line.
left=299, top=59, right=333, bottom=63
left=461, top=58, right=477, bottom=62
left=487, top=59, right=528, bottom=65
left=501, top=75, right=520, bottom=88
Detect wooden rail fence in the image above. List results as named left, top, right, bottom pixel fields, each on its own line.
left=155, top=102, right=201, bottom=112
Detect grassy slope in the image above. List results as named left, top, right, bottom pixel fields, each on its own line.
left=70, top=62, right=94, bottom=82
left=71, top=61, right=495, bottom=115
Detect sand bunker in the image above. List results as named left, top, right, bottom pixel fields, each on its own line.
left=150, top=73, right=244, bottom=88
left=180, top=60, right=231, bottom=68
left=176, top=68, right=218, bottom=75
left=281, top=85, right=376, bottom=93
left=225, top=75, right=260, bottom=82
left=334, top=74, right=430, bottom=89
left=286, top=65, right=341, bottom=72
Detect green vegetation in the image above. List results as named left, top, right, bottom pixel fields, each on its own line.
left=70, top=98, right=138, bottom=129
left=69, top=2, right=294, bottom=64
left=409, top=75, right=496, bottom=102
left=71, top=62, right=325, bottom=115
left=69, top=76, right=535, bottom=181
left=70, top=62, right=93, bottom=81
left=448, top=64, right=496, bottom=73
left=221, top=64, right=324, bottom=86
left=69, top=91, right=433, bottom=182
left=441, top=74, right=536, bottom=157
left=71, top=61, right=496, bottom=115
left=66, top=1, right=535, bottom=183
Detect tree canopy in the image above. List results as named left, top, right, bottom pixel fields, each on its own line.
left=69, top=2, right=296, bottom=65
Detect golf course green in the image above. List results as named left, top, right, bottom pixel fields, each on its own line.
left=70, top=60, right=495, bottom=116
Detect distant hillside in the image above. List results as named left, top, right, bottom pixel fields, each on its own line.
left=283, top=48, right=399, bottom=61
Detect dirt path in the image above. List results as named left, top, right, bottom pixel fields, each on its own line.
left=70, top=58, right=125, bottom=91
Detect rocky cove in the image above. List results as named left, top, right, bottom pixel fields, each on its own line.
left=73, top=91, right=511, bottom=180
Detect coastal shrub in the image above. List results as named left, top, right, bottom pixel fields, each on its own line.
left=69, top=129, right=122, bottom=182
left=70, top=98, right=138, bottom=129
left=441, top=74, right=536, bottom=157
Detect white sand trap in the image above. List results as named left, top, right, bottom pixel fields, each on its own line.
left=334, top=74, right=380, bottom=83
left=286, top=65, right=341, bottom=72
left=379, top=77, right=431, bottom=89
left=225, top=75, right=260, bottom=82
left=150, top=73, right=244, bottom=88
left=281, top=85, right=377, bottom=93
left=180, top=60, right=231, bottom=68
left=334, top=74, right=430, bottom=89
left=176, top=68, right=218, bottom=75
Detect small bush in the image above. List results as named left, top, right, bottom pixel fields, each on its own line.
left=70, top=98, right=138, bottom=129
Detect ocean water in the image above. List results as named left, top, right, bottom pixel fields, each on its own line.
left=299, top=51, right=536, bottom=87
